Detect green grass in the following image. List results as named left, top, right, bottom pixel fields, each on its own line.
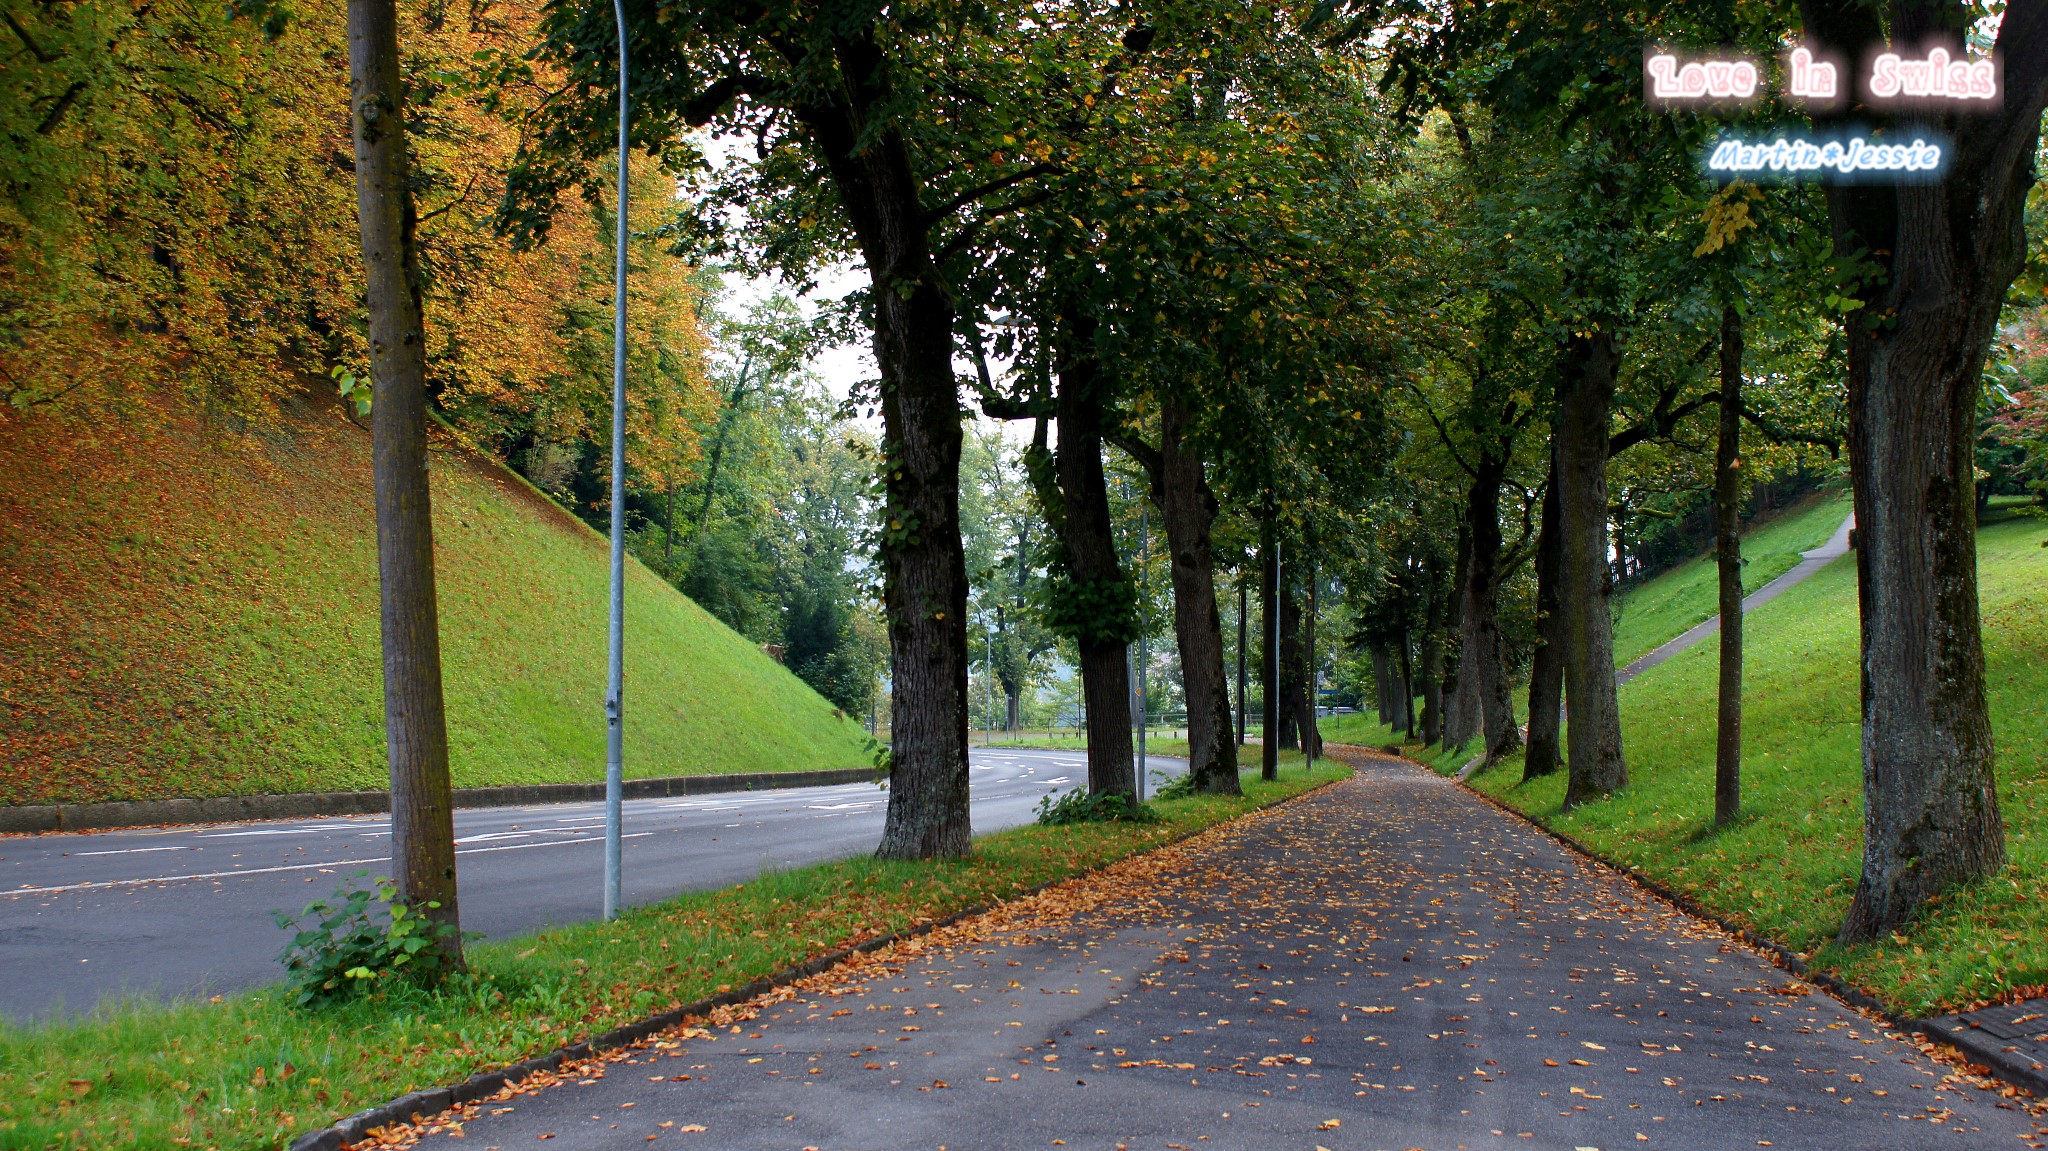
left=1321, top=711, right=1477, bottom=775
left=1610, top=489, right=1855, bottom=668
left=0, top=768, right=1340, bottom=1151
left=1464, top=503, right=2048, bottom=1016
left=0, top=400, right=872, bottom=804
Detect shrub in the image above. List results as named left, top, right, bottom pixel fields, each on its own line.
left=1151, top=772, right=1196, bottom=801
left=1034, top=787, right=1159, bottom=826
left=272, top=873, right=461, bottom=1006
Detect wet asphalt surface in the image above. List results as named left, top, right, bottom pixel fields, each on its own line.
left=0, top=749, right=1182, bottom=1021
left=413, top=752, right=2046, bottom=1151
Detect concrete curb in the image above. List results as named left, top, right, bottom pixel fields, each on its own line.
left=1442, top=759, right=2041, bottom=1101
left=0, top=768, right=878, bottom=837
left=288, top=767, right=1350, bottom=1151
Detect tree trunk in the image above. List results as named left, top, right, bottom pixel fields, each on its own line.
left=1297, top=566, right=1321, bottom=759
left=1159, top=397, right=1240, bottom=794
left=797, top=67, right=972, bottom=860
left=1523, top=446, right=1565, bottom=780
left=1419, top=553, right=1444, bottom=746
left=1054, top=316, right=1134, bottom=799
left=1398, top=625, right=1417, bottom=738
left=1714, top=304, right=1744, bottom=829
left=348, top=0, right=460, bottom=964
left=1235, top=574, right=1249, bottom=747
left=1455, top=452, right=1522, bottom=764
left=1801, top=4, right=2040, bottom=933
left=1260, top=511, right=1279, bottom=781
left=1440, top=521, right=1475, bottom=748
left=1373, top=649, right=1393, bottom=725
left=1557, top=329, right=1627, bottom=808
left=1277, top=574, right=1302, bottom=751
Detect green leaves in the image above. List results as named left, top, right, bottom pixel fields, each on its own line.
left=331, top=366, right=372, bottom=417
left=271, top=872, right=462, bottom=1007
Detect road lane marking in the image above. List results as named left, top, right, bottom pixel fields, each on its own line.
left=4, top=833, right=654, bottom=897
left=69, top=846, right=194, bottom=857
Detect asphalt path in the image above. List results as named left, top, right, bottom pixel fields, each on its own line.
left=0, top=748, right=1183, bottom=1022
left=412, top=751, right=2045, bottom=1151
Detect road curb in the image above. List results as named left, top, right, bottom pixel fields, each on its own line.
left=1439, top=758, right=2041, bottom=1101
left=289, top=767, right=1349, bottom=1151
left=0, top=768, right=879, bottom=837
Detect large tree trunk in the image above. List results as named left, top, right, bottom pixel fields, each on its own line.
left=1455, top=452, right=1522, bottom=764
left=1803, top=0, right=2045, bottom=937
left=1419, top=553, right=1445, bottom=746
left=1373, top=650, right=1393, bottom=725
left=1523, top=446, right=1565, bottom=780
left=1397, top=626, right=1417, bottom=738
left=1557, top=329, right=1627, bottom=808
left=1440, top=522, right=1475, bottom=748
left=1297, top=566, right=1321, bottom=760
left=1277, top=575, right=1302, bottom=751
left=1159, top=398, right=1240, bottom=794
left=1260, top=511, right=1279, bottom=781
left=799, top=59, right=972, bottom=860
left=1235, top=575, right=1249, bottom=747
left=1714, top=305, right=1745, bottom=829
left=1054, top=317, right=1134, bottom=799
left=348, top=0, right=460, bottom=963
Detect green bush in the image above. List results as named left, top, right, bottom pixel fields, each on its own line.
left=272, top=873, right=462, bottom=1006
left=1151, top=771, right=1196, bottom=801
left=1034, top=787, right=1158, bottom=826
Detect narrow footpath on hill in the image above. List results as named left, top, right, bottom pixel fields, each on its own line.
left=397, top=748, right=2043, bottom=1151
left=1615, top=513, right=1856, bottom=689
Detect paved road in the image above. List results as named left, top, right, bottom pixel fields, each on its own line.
left=0, top=749, right=1182, bottom=1021
left=414, top=750, right=2044, bottom=1151
left=1615, top=512, right=1855, bottom=688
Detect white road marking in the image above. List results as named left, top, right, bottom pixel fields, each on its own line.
left=69, top=846, right=193, bottom=857
left=4, top=833, right=654, bottom=897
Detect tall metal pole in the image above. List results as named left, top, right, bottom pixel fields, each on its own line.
left=602, top=0, right=629, bottom=921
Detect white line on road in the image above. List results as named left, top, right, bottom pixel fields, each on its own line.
left=68, top=846, right=194, bottom=857
left=4, top=833, right=655, bottom=897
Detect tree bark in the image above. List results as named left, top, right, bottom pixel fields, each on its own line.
left=348, top=0, right=461, bottom=964
left=1714, top=305, right=1744, bottom=829
left=1440, top=521, right=1475, bottom=747
left=1277, top=575, right=1302, bottom=751
left=1159, top=397, right=1240, bottom=794
left=1801, top=0, right=2045, bottom=939
left=1260, top=510, right=1279, bottom=781
left=1373, top=650, right=1393, bottom=725
left=1053, top=316, right=1134, bottom=799
left=796, top=48, right=972, bottom=860
left=1297, top=566, right=1321, bottom=759
left=1419, top=553, right=1444, bottom=746
left=1557, top=328, right=1627, bottom=808
left=1397, top=625, right=1417, bottom=738
left=1523, top=445, right=1565, bottom=780
left=1236, top=574, right=1249, bottom=747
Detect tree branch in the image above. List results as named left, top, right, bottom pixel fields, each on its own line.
left=922, top=163, right=1058, bottom=227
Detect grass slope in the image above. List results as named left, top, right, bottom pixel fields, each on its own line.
left=1467, top=503, right=2047, bottom=1015
left=1609, top=488, right=1855, bottom=667
left=0, top=395, right=870, bottom=806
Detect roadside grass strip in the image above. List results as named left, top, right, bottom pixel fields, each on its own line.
left=0, top=770, right=1338, bottom=1151
left=1462, top=505, right=2048, bottom=1018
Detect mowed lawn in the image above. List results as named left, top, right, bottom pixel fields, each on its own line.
left=1468, top=503, right=2047, bottom=1015
left=0, top=397, right=871, bottom=806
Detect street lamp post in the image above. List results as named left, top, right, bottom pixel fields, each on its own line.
left=601, top=0, right=629, bottom=921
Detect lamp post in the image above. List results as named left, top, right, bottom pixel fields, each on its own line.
left=601, top=0, right=629, bottom=921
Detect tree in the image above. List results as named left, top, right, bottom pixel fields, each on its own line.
left=346, top=0, right=459, bottom=966
left=1799, top=0, right=2048, bottom=940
